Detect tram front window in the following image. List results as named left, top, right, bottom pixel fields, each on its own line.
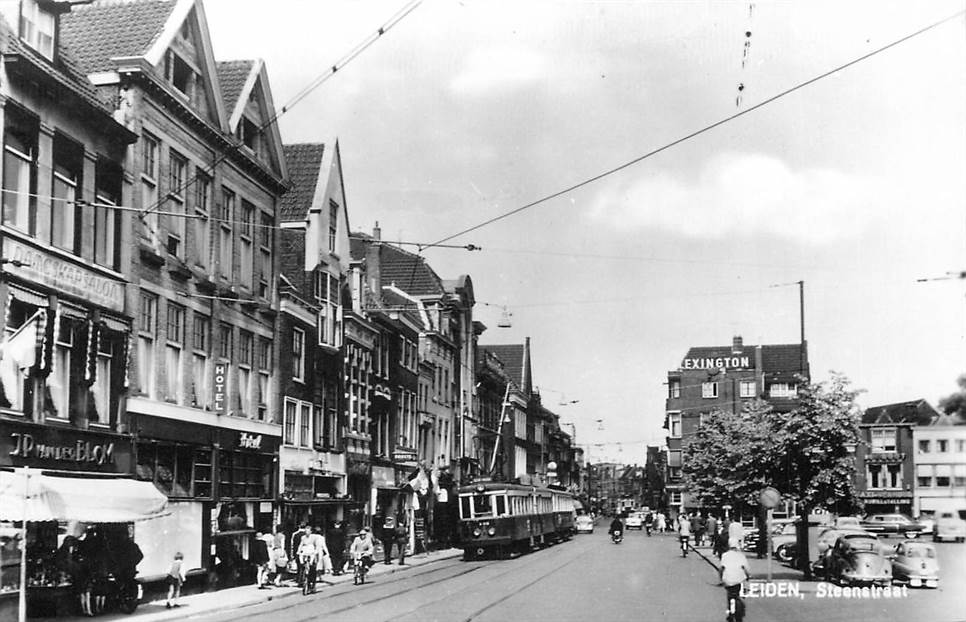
left=473, top=494, right=493, bottom=517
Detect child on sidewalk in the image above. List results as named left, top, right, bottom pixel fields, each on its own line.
left=166, top=552, right=186, bottom=609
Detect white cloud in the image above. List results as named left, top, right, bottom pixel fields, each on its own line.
left=450, top=45, right=546, bottom=94
left=588, top=152, right=907, bottom=244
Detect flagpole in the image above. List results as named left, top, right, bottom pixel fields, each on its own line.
left=19, top=466, right=28, bottom=622
left=3, top=310, right=42, bottom=344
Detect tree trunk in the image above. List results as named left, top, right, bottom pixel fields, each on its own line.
left=797, top=503, right=812, bottom=579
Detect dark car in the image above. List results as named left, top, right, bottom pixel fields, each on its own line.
left=860, top=514, right=924, bottom=539
left=824, top=532, right=892, bottom=587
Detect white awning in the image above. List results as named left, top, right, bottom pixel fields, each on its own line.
left=0, top=469, right=169, bottom=523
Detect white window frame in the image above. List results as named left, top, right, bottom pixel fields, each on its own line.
left=194, top=172, right=211, bottom=267
left=870, top=427, right=897, bottom=453
left=701, top=382, right=718, bottom=399
left=165, top=303, right=185, bottom=404
left=668, top=412, right=681, bottom=438
left=137, top=292, right=157, bottom=399
left=739, top=380, right=756, bottom=398
left=19, top=0, right=54, bottom=59
left=141, top=133, right=160, bottom=246
left=292, top=327, right=305, bottom=382
left=768, top=382, right=798, bottom=398
left=167, top=150, right=187, bottom=257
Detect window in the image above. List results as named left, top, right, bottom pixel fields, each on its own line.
left=94, top=159, right=123, bottom=269
left=328, top=200, right=339, bottom=253
left=166, top=151, right=187, bottom=256
left=47, top=316, right=76, bottom=420
left=219, top=188, right=234, bottom=278
left=51, top=134, right=83, bottom=253
left=739, top=380, right=756, bottom=398
left=870, top=428, right=897, bottom=453
left=141, top=133, right=160, bottom=246
left=165, top=303, right=185, bottom=403
left=701, top=382, right=717, bottom=399
left=956, top=439, right=966, bottom=453
left=239, top=201, right=254, bottom=288
left=19, top=0, right=54, bottom=59
left=284, top=398, right=314, bottom=448
left=668, top=413, right=681, bottom=437
left=916, top=465, right=933, bottom=488
left=669, top=491, right=682, bottom=505
left=867, top=464, right=901, bottom=489
left=317, top=273, right=342, bottom=348
left=935, top=465, right=951, bottom=487
left=257, top=338, right=270, bottom=421
left=668, top=379, right=680, bottom=399
left=218, top=323, right=233, bottom=360
left=299, top=402, right=311, bottom=447
left=166, top=51, right=194, bottom=96
left=238, top=331, right=253, bottom=415
left=258, top=213, right=272, bottom=298
left=937, top=439, right=948, bottom=453
left=2, top=105, right=38, bottom=233
left=768, top=383, right=798, bottom=398
left=194, top=171, right=211, bottom=267
left=919, top=439, right=931, bottom=453
left=284, top=399, right=296, bottom=445
left=90, top=328, right=122, bottom=426
left=292, top=328, right=305, bottom=381
left=238, top=117, right=259, bottom=154
left=138, top=292, right=157, bottom=398
left=191, top=315, right=210, bottom=409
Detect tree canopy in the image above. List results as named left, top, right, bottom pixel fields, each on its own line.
left=938, top=374, right=966, bottom=423
left=683, top=373, right=863, bottom=514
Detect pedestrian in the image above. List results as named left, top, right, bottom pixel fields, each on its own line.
left=380, top=514, right=397, bottom=564
left=291, top=524, right=310, bottom=586
left=253, top=531, right=272, bottom=588
left=657, top=512, right=666, bottom=533
left=326, top=521, right=347, bottom=576
left=272, top=541, right=289, bottom=587
left=728, top=518, right=745, bottom=552
left=706, top=514, right=719, bottom=546
left=644, top=511, right=653, bottom=536
left=394, top=516, right=409, bottom=565
left=165, top=552, right=186, bottom=609
left=690, top=511, right=703, bottom=546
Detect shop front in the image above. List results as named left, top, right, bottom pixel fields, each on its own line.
left=279, top=449, right=348, bottom=539
left=0, top=422, right=166, bottom=619
left=130, top=413, right=279, bottom=592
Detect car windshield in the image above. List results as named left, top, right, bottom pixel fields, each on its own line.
left=846, top=537, right=879, bottom=551
left=904, top=545, right=936, bottom=559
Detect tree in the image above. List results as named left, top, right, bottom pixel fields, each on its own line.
left=938, top=374, right=966, bottom=422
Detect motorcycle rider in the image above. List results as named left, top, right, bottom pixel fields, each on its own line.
left=609, top=516, right=624, bottom=541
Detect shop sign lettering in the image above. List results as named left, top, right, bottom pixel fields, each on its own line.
left=239, top=433, right=262, bottom=450
left=212, top=363, right=229, bottom=414
left=681, top=356, right=751, bottom=370
left=9, top=432, right=115, bottom=465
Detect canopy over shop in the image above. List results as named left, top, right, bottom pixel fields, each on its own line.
left=0, top=468, right=168, bottom=621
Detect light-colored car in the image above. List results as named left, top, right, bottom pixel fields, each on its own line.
left=933, top=511, right=966, bottom=543
left=891, top=540, right=939, bottom=588
left=625, top=512, right=644, bottom=530
left=832, top=516, right=863, bottom=530
left=575, top=515, right=595, bottom=534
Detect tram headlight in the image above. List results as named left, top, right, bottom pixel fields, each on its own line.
left=472, top=528, right=482, bottom=538
left=487, top=527, right=496, bottom=537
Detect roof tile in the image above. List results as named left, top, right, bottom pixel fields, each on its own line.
left=216, top=59, right=253, bottom=116
left=280, top=143, right=325, bottom=222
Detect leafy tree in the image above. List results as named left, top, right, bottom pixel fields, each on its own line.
left=938, top=374, right=966, bottom=422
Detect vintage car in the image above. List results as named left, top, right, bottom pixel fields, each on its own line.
left=575, top=515, right=595, bottom=534
left=933, top=511, right=966, bottom=543
left=891, top=540, right=939, bottom=588
left=860, top=513, right=924, bottom=538
left=771, top=522, right=800, bottom=563
left=824, top=532, right=892, bottom=587
left=625, top=512, right=644, bottom=530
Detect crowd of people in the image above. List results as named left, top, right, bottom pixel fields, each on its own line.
left=53, top=526, right=143, bottom=617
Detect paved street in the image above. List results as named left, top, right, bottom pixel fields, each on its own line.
left=36, top=529, right=966, bottom=622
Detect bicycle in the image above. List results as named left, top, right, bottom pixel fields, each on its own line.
left=725, top=584, right=745, bottom=622
left=679, top=535, right=690, bottom=557
left=299, top=555, right=317, bottom=595
left=353, top=555, right=370, bottom=585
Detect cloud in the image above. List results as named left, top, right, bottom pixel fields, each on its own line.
left=587, top=152, right=905, bottom=244
left=449, top=45, right=546, bottom=94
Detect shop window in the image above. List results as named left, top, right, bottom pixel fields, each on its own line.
left=94, top=158, right=123, bottom=270
left=2, top=105, right=38, bottom=233
left=194, top=448, right=213, bottom=498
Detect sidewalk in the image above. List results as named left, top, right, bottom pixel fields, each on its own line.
left=688, top=540, right=812, bottom=584
left=34, top=548, right=464, bottom=622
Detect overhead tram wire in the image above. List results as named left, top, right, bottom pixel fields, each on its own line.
left=136, top=0, right=423, bottom=222
left=426, top=9, right=966, bottom=248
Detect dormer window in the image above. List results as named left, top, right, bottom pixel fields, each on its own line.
left=237, top=117, right=259, bottom=154
left=20, top=0, right=55, bottom=60
left=165, top=50, right=193, bottom=96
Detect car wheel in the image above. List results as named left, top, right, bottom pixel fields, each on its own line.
left=776, top=545, right=793, bottom=563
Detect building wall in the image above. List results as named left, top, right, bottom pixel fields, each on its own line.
left=913, top=426, right=966, bottom=516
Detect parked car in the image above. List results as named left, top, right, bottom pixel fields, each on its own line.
left=811, top=527, right=876, bottom=574
left=915, top=515, right=936, bottom=536
left=575, top=515, right=595, bottom=534
left=772, top=522, right=800, bottom=563
left=625, top=512, right=644, bottom=530
left=933, top=511, right=966, bottom=543
left=832, top=516, right=863, bottom=530
left=860, top=513, right=923, bottom=538
left=824, top=532, right=892, bottom=587
left=891, top=540, right=939, bottom=588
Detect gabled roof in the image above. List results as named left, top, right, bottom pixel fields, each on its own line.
left=378, top=245, right=445, bottom=296
left=280, top=143, right=325, bottom=222
left=216, top=59, right=254, bottom=114
left=479, top=345, right=525, bottom=389
left=681, top=343, right=807, bottom=374
left=374, top=288, right=422, bottom=328
left=861, top=399, right=941, bottom=426
left=59, top=0, right=176, bottom=73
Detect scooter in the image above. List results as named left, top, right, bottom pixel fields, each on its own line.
left=611, top=530, right=623, bottom=544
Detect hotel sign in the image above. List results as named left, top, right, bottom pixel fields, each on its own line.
left=212, top=362, right=229, bottom=414
left=681, top=355, right=752, bottom=371
left=3, top=238, right=125, bottom=312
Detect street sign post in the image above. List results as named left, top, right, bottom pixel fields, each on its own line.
left=759, top=487, right=781, bottom=581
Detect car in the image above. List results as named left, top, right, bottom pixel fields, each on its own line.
left=625, top=512, right=644, bottom=530
left=933, top=511, right=966, bottom=543
left=811, top=527, right=876, bottom=573
left=824, top=532, right=893, bottom=587
left=575, top=515, right=595, bottom=534
left=772, top=522, right=800, bottom=563
left=916, top=515, right=936, bottom=536
left=891, top=540, right=939, bottom=588
left=831, top=516, right=863, bottom=530
left=860, top=513, right=923, bottom=539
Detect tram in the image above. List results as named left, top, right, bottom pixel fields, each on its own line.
left=457, top=480, right=576, bottom=560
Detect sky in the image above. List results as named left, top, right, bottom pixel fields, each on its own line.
left=204, top=0, right=966, bottom=463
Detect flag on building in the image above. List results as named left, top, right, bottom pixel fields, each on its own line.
left=0, top=310, right=44, bottom=370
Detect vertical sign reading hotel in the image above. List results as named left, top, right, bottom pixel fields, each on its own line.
left=212, top=362, right=229, bottom=414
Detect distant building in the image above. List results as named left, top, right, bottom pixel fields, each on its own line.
left=914, top=420, right=966, bottom=518
left=664, top=335, right=809, bottom=520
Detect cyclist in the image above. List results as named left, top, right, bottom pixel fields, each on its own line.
left=296, top=527, right=327, bottom=594
left=719, top=537, right=750, bottom=622
left=349, top=527, right=375, bottom=585
left=677, top=512, right=692, bottom=557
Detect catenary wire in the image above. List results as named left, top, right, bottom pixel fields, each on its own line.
left=426, top=9, right=966, bottom=247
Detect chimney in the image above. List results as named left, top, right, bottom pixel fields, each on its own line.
left=732, top=335, right=743, bottom=353
left=373, top=221, right=381, bottom=241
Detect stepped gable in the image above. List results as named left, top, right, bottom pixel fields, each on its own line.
left=60, top=0, right=176, bottom=73
left=279, top=143, right=325, bottom=222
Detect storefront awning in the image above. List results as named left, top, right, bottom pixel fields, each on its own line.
left=0, top=469, right=169, bottom=523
